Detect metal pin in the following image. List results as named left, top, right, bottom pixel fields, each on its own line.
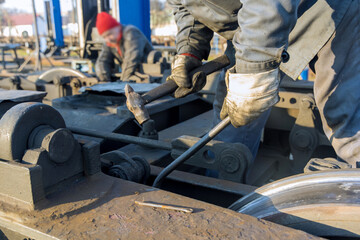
left=134, top=201, right=193, bottom=213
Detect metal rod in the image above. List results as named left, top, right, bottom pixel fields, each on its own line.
left=134, top=201, right=193, bottom=213
left=31, top=0, right=42, bottom=71
left=68, top=126, right=172, bottom=151
left=152, top=116, right=231, bottom=188
left=141, top=55, right=230, bottom=104
left=76, top=0, right=85, bottom=58
left=97, top=0, right=104, bottom=13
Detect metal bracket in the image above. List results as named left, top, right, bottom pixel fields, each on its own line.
left=171, top=136, right=252, bottom=183
left=287, top=94, right=331, bottom=173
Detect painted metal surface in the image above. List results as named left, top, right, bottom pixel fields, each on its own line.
left=44, top=0, right=64, bottom=47
left=118, top=0, right=151, bottom=40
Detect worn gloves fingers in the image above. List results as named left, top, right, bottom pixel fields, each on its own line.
left=220, top=91, right=279, bottom=127
left=220, top=67, right=280, bottom=128
left=174, top=71, right=206, bottom=98
left=169, top=55, right=202, bottom=88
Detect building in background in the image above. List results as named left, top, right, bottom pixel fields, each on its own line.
left=1, top=13, right=47, bottom=51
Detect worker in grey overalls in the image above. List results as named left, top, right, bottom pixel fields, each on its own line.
left=168, top=0, right=360, bottom=170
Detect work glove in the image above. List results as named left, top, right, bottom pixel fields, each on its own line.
left=168, top=54, right=206, bottom=98
left=304, top=158, right=352, bottom=173
left=220, top=66, right=280, bottom=128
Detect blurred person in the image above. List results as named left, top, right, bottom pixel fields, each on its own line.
left=95, top=12, right=153, bottom=82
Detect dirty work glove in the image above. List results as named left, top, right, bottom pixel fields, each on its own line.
left=304, top=158, right=352, bottom=173
left=220, top=66, right=280, bottom=127
left=168, top=54, right=206, bottom=98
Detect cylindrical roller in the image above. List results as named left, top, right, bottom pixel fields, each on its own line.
left=28, top=126, right=76, bottom=164
left=0, top=102, right=66, bottom=161
left=103, top=150, right=150, bottom=183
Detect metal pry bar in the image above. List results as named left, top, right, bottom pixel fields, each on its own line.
left=134, top=201, right=194, bottom=213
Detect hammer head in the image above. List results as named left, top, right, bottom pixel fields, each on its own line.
left=125, top=84, right=150, bottom=124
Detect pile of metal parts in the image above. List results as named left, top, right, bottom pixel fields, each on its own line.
left=0, top=54, right=170, bottom=104
left=0, top=76, right=359, bottom=239
left=0, top=68, right=98, bottom=104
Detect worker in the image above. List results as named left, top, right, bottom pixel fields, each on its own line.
left=168, top=0, right=359, bottom=170
left=95, top=12, right=154, bottom=82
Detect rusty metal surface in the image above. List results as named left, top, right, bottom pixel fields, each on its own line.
left=0, top=173, right=321, bottom=239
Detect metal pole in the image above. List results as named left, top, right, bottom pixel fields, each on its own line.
left=111, top=0, right=120, bottom=22
left=68, top=126, right=172, bottom=150
left=118, top=0, right=151, bottom=40
left=51, top=0, right=64, bottom=47
left=152, top=116, right=231, bottom=188
left=76, top=0, right=85, bottom=58
left=31, top=0, right=42, bottom=71
left=97, top=0, right=104, bottom=13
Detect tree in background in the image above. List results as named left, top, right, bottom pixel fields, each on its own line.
left=0, top=7, right=27, bottom=38
left=150, top=0, right=173, bottom=28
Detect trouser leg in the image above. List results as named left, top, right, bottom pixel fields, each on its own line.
left=313, top=0, right=360, bottom=167
left=213, top=41, right=270, bottom=160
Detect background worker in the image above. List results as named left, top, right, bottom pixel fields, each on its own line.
left=168, top=0, right=359, bottom=170
left=95, top=12, right=154, bottom=82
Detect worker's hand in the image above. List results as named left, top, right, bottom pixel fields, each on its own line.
left=220, top=67, right=280, bottom=127
left=174, top=71, right=206, bottom=98
left=304, top=158, right=352, bottom=172
left=168, top=54, right=205, bottom=98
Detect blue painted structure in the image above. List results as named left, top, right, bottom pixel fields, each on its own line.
left=117, top=0, right=151, bottom=40
left=44, top=0, right=64, bottom=47
left=299, top=68, right=309, bottom=80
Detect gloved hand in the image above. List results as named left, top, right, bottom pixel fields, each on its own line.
left=168, top=54, right=206, bottom=98
left=220, top=66, right=280, bottom=127
left=304, top=158, right=352, bottom=173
